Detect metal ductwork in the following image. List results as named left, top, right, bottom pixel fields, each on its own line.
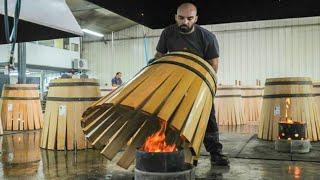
left=0, top=0, right=83, bottom=44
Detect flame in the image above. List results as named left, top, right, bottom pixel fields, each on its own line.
left=285, top=98, right=291, bottom=119
left=141, top=120, right=177, bottom=153
left=288, top=166, right=301, bottom=180
left=284, top=98, right=294, bottom=124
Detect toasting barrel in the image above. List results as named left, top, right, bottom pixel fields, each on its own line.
left=81, top=52, right=217, bottom=169
left=1, top=84, right=43, bottom=131
left=314, top=81, right=320, bottom=115
left=258, top=77, right=320, bottom=141
left=215, top=85, right=245, bottom=125
left=40, top=78, right=101, bottom=150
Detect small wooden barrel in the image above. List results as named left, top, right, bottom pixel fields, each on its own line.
left=241, top=86, right=264, bottom=124
left=215, top=85, right=245, bottom=125
left=81, top=52, right=217, bottom=169
left=40, top=78, right=101, bottom=150
left=1, top=84, right=43, bottom=131
left=258, top=77, right=320, bottom=141
left=314, top=81, right=320, bottom=115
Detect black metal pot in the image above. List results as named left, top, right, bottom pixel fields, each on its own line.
left=135, top=149, right=185, bottom=172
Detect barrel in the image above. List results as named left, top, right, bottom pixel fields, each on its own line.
left=241, top=86, right=264, bottom=124
left=40, top=78, right=101, bottom=150
left=81, top=52, right=217, bottom=169
left=0, top=98, right=3, bottom=134
left=215, top=85, right=245, bottom=125
left=1, top=84, right=43, bottom=131
left=100, top=88, right=114, bottom=97
left=258, top=77, right=320, bottom=141
left=314, top=81, right=320, bottom=115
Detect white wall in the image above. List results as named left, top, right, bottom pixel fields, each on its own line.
left=0, top=38, right=80, bottom=68
left=26, top=43, right=80, bottom=68
left=84, top=17, right=320, bottom=86
left=0, top=44, right=17, bottom=63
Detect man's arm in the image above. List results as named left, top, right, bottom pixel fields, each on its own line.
left=208, top=57, right=219, bottom=73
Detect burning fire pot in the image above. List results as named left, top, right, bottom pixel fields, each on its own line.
left=274, top=98, right=311, bottom=153
left=135, top=149, right=195, bottom=180
left=134, top=120, right=195, bottom=180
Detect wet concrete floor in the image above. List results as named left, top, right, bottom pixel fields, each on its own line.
left=0, top=125, right=319, bottom=180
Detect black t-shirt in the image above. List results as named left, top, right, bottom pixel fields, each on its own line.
left=156, top=24, right=219, bottom=61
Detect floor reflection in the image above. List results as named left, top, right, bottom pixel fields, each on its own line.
left=40, top=149, right=109, bottom=179
left=0, top=126, right=319, bottom=179
left=0, top=131, right=41, bottom=177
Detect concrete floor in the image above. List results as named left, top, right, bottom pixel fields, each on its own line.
left=0, top=125, right=319, bottom=180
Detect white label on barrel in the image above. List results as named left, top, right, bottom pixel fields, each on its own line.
left=8, top=104, right=13, bottom=112
left=274, top=105, right=280, bottom=116
left=59, top=105, right=67, bottom=116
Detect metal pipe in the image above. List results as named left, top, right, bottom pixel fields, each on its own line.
left=17, top=42, right=26, bottom=84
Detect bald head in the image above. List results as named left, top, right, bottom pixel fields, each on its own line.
left=175, top=3, right=198, bottom=34
left=177, top=3, right=197, bottom=15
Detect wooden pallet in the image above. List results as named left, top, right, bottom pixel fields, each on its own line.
left=81, top=52, right=217, bottom=168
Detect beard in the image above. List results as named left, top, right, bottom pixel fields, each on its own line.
left=178, top=24, right=193, bottom=33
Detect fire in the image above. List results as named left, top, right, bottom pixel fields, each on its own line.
left=141, top=120, right=177, bottom=153
left=284, top=98, right=293, bottom=124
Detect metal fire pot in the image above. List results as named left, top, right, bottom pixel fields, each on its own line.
left=135, top=149, right=195, bottom=180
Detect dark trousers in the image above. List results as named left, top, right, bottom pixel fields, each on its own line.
left=203, top=106, right=223, bottom=154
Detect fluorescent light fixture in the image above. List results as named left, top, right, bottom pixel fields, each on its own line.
left=82, top=29, right=104, bottom=37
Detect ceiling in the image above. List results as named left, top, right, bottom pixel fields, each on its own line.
left=66, top=0, right=136, bottom=40
left=0, top=0, right=83, bottom=44
left=87, top=0, right=320, bottom=29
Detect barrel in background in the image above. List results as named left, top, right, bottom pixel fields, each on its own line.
left=40, top=78, right=101, bottom=150
left=1, top=84, right=43, bottom=131
left=241, top=86, right=264, bottom=124
left=215, top=85, right=245, bottom=126
left=258, top=77, right=320, bottom=141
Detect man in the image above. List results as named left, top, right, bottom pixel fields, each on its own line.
left=155, top=3, right=229, bottom=166
left=111, top=72, right=123, bottom=87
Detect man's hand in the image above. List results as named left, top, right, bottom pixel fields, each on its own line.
left=208, top=58, right=219, bottom=73
left=155, top=52, right=164, bottom=59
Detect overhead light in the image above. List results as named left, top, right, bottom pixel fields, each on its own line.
left=82, top=29, right=104, bottom=37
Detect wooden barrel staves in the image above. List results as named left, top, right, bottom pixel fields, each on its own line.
left=1, top=84, right=43, bottom=131
left=241, top=86, right=264, bottom=124
left=215, top=85, right=245, bottom=125
left=258, top=77, right=320, bottom=141
left=314, top=81, right=320, bottom=115
left=40, top=78, right=101, bottom=150
left=0, top=98, right=3, bottom=134
left=81, top=52, right=217, bottom=169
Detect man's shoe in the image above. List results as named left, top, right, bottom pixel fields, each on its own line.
left=210, top=153, right=230, bottom=166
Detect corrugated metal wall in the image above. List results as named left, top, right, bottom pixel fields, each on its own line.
left=83, top=17, right=320, bottom=86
